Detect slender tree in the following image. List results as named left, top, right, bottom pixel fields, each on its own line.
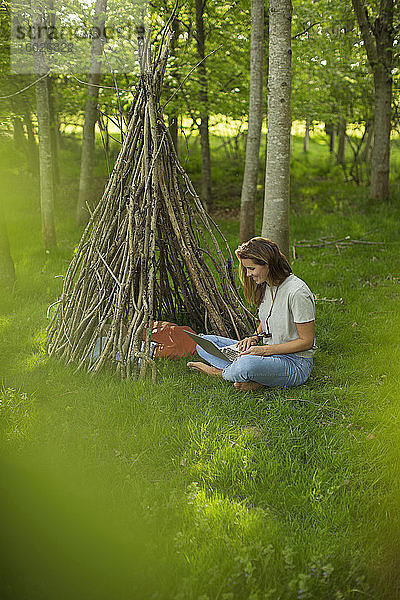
left=262, top=0, right=292, bottom=260
left=47, top=3, right=59, bottom=186
left=362, top=121, right=374, bottom=163
left=351, top=0, right=394, bottom=200
left=76, top=0, right=108, bottom=226
left=195, top=0, right=212, bottom=209
left=48, top=75, right=60, bottom=186
left=22, top=103, right=39, bottom=175
left=325, top=121, right=336, bottom=154
left=303, top=118, right=310, bottom=153
left=31, top=0, right=57, bottom=249
left=239, top=0, right=264, bottom=244
left=12, top=114, right=25, bottom=149
left=10, top=86, right=38, bottom=175
left=35, top=74, right=57, bottom=249
left=337, top=117, right=347, bottom=165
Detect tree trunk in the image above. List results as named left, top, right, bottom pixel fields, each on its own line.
left=12, top=94, right=38, bottom=173
left=361, top=122, right=374, bottom=163
left=351, top=0, right=393, bottom=201
left=303, top=118, right=310, bottom=153
left=371, top=64, right=392, bottom=199
left=324, top=121, right=335, bottom=154
left=76, top=0, right=108, bottom=226
left=329, top=126, right=336, bottom=154
left=13, top=116, right=25, bottom=150
left=23, top=108, right=39, bottom=174
left=36, top=76, right=57, bottom=249
left=0, top=201, right=16, bottom=290
left=262, top=0, right=292, bottom=261
left=239, top=0, right=264, bottom=244
left=337, top=118, right=347, bottom=165
left=31, top=0, right=57, bottom=249
left=195, top=0, right=212, bottom=210
left=48, top=75, right=60, bottom=186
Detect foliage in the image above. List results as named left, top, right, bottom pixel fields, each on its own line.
left=151, top=0, right=253, bottom=126
left=292, top=0, right=374, bottom=125
left=1, top=0, right=399, bottom=173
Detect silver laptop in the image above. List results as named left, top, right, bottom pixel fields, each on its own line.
left=184, top=330, right=240, bottom=362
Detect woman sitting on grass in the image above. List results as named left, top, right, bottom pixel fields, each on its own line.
left=187, top=237, right=316, bottom=392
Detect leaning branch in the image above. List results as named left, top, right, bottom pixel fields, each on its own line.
left=292, top=235, right=389, bottom=260
left=295, top=235, right=386, bottom=249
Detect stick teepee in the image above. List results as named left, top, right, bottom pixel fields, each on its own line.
left=47, top=29, right=255, bottom=379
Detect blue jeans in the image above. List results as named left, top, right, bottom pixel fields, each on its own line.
left=196, top=335, right=313, bottom=388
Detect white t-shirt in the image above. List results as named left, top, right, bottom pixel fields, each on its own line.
left=258, top=274, right=316, bottom=358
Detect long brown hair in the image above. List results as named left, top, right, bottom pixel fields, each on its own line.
left=235, top=237, right=292, bottom=306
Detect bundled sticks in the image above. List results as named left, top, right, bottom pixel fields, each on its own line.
left=47, top=31, right=255, bottom=379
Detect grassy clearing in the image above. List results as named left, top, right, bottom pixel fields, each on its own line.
left=1, top=133, right=400, bottom=600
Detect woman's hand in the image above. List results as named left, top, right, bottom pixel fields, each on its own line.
left=236, top=336, right=259, bottom=352
left=238, top=345, right=273, bottom=357
left=238, top=321, right=315, bottom=357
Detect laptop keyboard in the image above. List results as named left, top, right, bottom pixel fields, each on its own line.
left=221, top=345, right=240, bottom=361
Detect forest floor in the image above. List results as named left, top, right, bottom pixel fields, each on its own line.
left=1, top=133, right=400, bottom=600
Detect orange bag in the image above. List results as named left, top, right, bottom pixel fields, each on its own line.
left=149, top=321, right=197, bottom=358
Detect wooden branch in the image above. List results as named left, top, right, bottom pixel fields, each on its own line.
left=351, top=0, right=378, bottom=67
left=294, top=235, right=385, bottom=249
left=315, top=296, right=344, bottom=303
left=162, top=45, right=222, bottom=111
left=292, top=22, right=320, bottom=40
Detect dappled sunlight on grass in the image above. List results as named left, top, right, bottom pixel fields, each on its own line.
left=23, top=329, right=47, bottom=371
left=175, top=480, right=373, bottom=599
left=0, top=385, right=37, bottom=442
left=24, top=350, right=47, bottom=371
left=0, top=315, right=11, bottom=332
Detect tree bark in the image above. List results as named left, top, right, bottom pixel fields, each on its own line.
left=262, top=0, right=292, bottom=260
left=371, top=63, right=392, bottom=198
left=76, top=0, right=108, bottom=226
left=337, top=118, right=347, bottom=165
left=31, top=0, right=57, bottom=250
left=239, top=0, right=264, bottom=244
left=12, top=92, right=39, bottom=174
left=0, top=201, right=16, bottom=289
left=303, top=118, right=310, bottom=153
left=329, top=126, right=336, bottom=154
left=36, top=75, right=57, bottom=249
left=351, top=0, right=393, bottom=200
left=23, top=108, right=39, bottom=174
left=12, top=116, right=25, bottom=150
left=48, top=75, right=60, bottom=186
left=361, top=121, right=374, bottom=163
left=195, top=0, right=212, bottom=210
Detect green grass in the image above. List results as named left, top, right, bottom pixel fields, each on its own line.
left=1, top=133, right=400, bottom=599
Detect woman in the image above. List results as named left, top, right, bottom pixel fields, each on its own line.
left=187, top=237, right=316, bottom=392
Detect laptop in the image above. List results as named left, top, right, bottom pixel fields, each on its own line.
left=184, top=330, right=240, bottom=362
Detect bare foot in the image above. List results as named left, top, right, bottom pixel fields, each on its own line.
left=234, top=381, right=263, bottom=392
left=187, top=362, right=223, bottom=378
